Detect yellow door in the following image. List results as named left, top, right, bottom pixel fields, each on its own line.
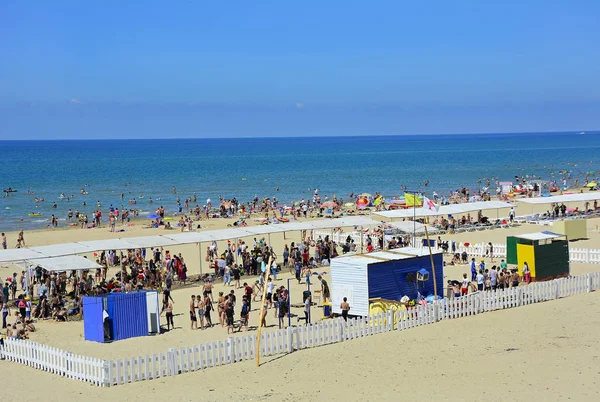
left=517, top=244, right=536, bottom=277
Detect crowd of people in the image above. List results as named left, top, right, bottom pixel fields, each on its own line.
left=447, top=258, right=531, bottom=298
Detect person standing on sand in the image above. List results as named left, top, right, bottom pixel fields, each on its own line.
left=203, top=280, right=214, bottom=303
left=461, top=273, right=469, bottom=296
left=161, top=287, right=174, bottom=313
left=522, top=262, right=531, bottom=284
left=470, top=258, right=477, bottom=281
left=260, top=302, right=268, bottom=328
left=165, top=300, right=174, bottom=331
left=17, top=230, right=25, bottom=248
left=1, top=233, right=7, bottom=250
left=318, top=275, right=331, bottom=302
left=239, top=297, right=249, bottom=331
left=196, top=295, right=205, bottom=329
left=203, top=293, right=213, bottom=327
left=266, top=277, right=274, bottom=308
left=340, top=297, right=350, bottom=321
left=189, top=295, right=198, bottom=330
left=298, top=294, right=311, bottom=324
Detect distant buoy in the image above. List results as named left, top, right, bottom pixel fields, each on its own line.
left=4, top=207, right=9, bottom=209
left=241, top=178, right=247, bottom=181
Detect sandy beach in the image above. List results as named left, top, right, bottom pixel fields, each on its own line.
left=1, top=201, right=600, bottom=353
left=1, top=198, right=600, bottom=401
left=1, top=291, right=599, bottom=402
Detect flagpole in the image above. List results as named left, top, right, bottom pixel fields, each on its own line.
left=411, top=191, right=418, bottom=248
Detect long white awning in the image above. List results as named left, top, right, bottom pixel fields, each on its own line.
left=375, top=201, right=513, bottom=219
left=26, top=256, right=102, bottom=272
left=515, top=192, right=600, bottom=205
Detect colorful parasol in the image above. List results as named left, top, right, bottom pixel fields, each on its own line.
left=356, top=197, right=369, bottom=209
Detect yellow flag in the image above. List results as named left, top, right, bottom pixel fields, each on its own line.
left=404, top=193, right=422, bottom=207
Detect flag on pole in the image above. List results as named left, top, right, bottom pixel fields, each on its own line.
left=422, top=196, right=440, bottom=212
left=404, top=192, right=421, bottom=207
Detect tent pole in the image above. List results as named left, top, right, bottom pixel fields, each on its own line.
left=360, top=226, right=363, bottom=254
left=198, top=242, right=202, bottom=276
left=120, top=250, right=125, bottom=290
left=413, top=193, right=416, bottom=248
left=235, top=238, right=239, bottom=264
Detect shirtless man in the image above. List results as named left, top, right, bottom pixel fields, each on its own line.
left=189, top=295, right=197, bottom=330
left=203, top=281, right=214, bottom=303
left=340, top=297, right=351, bottom=321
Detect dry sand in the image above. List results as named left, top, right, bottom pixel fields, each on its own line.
left=2, top=291, right=599, bottom=401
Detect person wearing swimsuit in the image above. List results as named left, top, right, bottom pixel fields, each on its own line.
left=340, top=297, right=350, bottom=321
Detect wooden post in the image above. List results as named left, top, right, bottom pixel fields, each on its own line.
left=255, top=256, right=273, bottom=367
left=198, top=242, right=202, bottom=276
left=424, top=225, right=438, bottom=298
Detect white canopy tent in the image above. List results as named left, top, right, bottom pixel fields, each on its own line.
left=122, top=236, right=180, bottom=249
left=26, top=255, right=102, bottom=272
left=515, top=192, right=600, bottom=205
left=0, top=248, right=47, bottom=263
left=0, top=217, right=383, bottom=268
left=388, top=221, right=439, bottom=234
left=374, top=201, right=514, bottom=219
left=76, top=239, right=137, bottom=252
left=29, top=243, right=94, bottom=258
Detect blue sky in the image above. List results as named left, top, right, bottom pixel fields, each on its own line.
left=1, top=0, right=599, bottom=139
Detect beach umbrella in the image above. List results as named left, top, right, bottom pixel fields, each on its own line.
left=585, top=182, right=597, bottom=187
left=320, top=201, right=337, bottom=209
left=356, top=197, right=369, bottom=210
left=147, top=214, right=159, bottom=219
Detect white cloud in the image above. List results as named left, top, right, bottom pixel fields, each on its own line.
left=69, top=98, right=82, bottom=104
left=295, top=102, right=304, bottom=109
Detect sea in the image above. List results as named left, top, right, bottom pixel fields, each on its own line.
left=1, top=132, right=599, bottom=231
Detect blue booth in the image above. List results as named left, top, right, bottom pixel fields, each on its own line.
left=330, top=248, right=444, bottom=317
left=83, top=291, right=160, bottom=343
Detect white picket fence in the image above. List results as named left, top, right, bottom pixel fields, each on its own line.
left=2, top=272, right=600, bottom=386
left=569, top=248, right=600, bottom=264
left=0, top=340, right=106, bottom=386
left=439, top=241, right=600, bottom=264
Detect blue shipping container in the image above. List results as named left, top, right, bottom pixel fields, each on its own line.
left=83, top=292, right=149, bottom=343
left=367, top=254, right=443, bottom=301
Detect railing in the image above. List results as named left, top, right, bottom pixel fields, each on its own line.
left=2, top=272, right=599, bottom=386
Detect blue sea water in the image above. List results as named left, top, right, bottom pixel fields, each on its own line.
left=1, top=132, right=599, bottom=230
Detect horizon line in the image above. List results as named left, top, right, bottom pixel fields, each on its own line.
left=0, top=129, right=597, bottom=142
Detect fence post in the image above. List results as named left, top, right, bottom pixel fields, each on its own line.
left=167, top=348, right=177, bottom=376
left=287, top=327, right=294, bottom=353
left=101, top=360, right=111, bottom=387
left=587, top=273, right=592, bottom=293
left=585, top=249, right=590, bottom=264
